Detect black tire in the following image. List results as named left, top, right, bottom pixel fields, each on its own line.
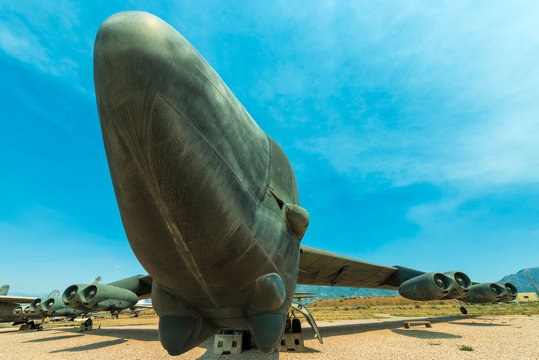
left=242, top=330, right=252, bottom=350
left=84, top=318, right=93, bottom=327
left=284, top=317, right=292, bottom=333
left=291, top=318, right=302, bottom=333
left=460, top=306, right=468, bottom=315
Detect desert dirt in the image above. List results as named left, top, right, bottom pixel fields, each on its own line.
left=0, top=314, right=538, bottom=359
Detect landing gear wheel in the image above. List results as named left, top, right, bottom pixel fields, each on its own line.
left=242, top=330, right=252, bottom=350
left=285, top=317, right=292, bottom=333
left=291, top=318, right=302, bottom=333
left=84, top=318, right=93, bottom=327
left=460, top=306, right=467, bottom=315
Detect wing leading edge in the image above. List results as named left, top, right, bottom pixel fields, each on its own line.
left=0, top=296, right=36, bottom=304
left=298, top=246, right=398, bottom=290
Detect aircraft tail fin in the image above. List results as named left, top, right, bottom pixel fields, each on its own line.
left=90, top=276, right=102, bottom=285
left=0, top=285, right=8, bottom=296
left=48, top=289, right=60, bottom=298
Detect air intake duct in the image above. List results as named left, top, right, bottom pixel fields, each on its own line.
left=464, top=283, right=505, bottom=303
left=496, top=282, right=518, bottom=302
left=29, top=298, right=43, bottom=313
left=398, top=272, right=453, bottom=301
left=441, top=271, right=471, bottom=299
left=79, top=284, right=138, bottom=311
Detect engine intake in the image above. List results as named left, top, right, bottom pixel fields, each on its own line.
left=79, top=284, right=138, bottom=311
left=464, top=283, right=505, bottom=303
left=441, top=271, right=471, bottom=299
left=496, top=282, right=518, bottom=302
left=29, top=298, right=43, bottom=313
left=12, top=306, right=23, bottom=315
left=62, top=285, right=81, bottom=306
left=398, top=272, right=454, bottom=301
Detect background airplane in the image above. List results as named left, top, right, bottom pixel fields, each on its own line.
left=61, top=275, right=152, bottom=317
left=0, top=284, right=45, bottom=328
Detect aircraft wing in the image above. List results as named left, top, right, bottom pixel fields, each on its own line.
left=133, top=303, right=153, bottom=309
left=297, top=246, right=398, bottom=290
left=0, top=296, right=36, bottom=304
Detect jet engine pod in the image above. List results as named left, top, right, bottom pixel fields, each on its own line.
left=29, top=298, right=43, bottom=313
left=398, top=272, right=454, bottom=301
left=41, top=298, right=56, bottom=313
left=496, top=282, right=518, bottom=302
left=79, top=284, right=138, bottom=311
left=63, top=285, right=81, bottom=306
left=41, top=297, right=72, bottom=316
left=464, top=283, right=505, bottom=303
left=441, top=271, right=471, bottom=299
left=12, top=306, right=23, bottom=315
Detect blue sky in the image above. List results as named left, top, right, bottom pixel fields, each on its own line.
left=1, top=1, right=538, bottom=294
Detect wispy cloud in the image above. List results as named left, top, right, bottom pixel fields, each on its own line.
left=0, top=1, right=85, bottom=78
left=287, top=2, right=539, bottom=190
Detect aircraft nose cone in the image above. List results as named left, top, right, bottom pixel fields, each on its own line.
left=95, top=11, right=181, bottom=83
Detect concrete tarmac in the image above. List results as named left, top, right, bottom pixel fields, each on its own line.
left=0, top=315, right=537, bottom=359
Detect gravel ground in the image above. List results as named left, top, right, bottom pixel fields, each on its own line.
left=0, top=315, right=537, bottom=359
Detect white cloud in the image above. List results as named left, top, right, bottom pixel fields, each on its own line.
left=0, top=20, right=49, bottom=69
left=0, top=1, right=84, bottom=78
left=291, top=2, right=539, bottom=190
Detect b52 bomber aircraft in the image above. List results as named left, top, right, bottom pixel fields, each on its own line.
left=0, top=285, right=41, bottom=327
left=92, top=11, right=517, bottom=355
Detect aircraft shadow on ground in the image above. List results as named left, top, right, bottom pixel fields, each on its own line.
left=56, top=327, right=158, bottom=342
left=448, top=321, right=511, bottom=327
left=49, top=339, right=127, bottom=353
left=302, top=315, right=477, bottom=340
left=24, top=333, right=83, bottom=343
left=391, top=329, right=461, bottom=339
left=42, top=315, right=480, bottom=356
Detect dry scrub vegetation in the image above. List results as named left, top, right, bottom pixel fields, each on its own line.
left=305, top=296, right=539, bottom=320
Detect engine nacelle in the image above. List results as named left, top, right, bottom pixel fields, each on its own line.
left=62, top=284, right=88, bottom=310
left=464, top=283, right=505, bottom=303
left=41, top=297, right=80, bottom=316
left=79, top=284, right=138, bottom=311
left=29, top=298, right=43, bottom=313
left=12, top=306, right=23, bottom=315
left=398, top=272, right=454, bottom=301
left=41, top=297, right=59, bottom=314
left=441, top=271, right=471, bottom=299
left=496, top=282, right=518, bottom=302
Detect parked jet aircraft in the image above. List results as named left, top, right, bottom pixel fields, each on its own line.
left=0, top=285, right=50, bottom=328
left=62, top=275, right=152, bottom=315
left=93, top=11, right=517, bottom=355
left=1, top=278, right=106, bottom=328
